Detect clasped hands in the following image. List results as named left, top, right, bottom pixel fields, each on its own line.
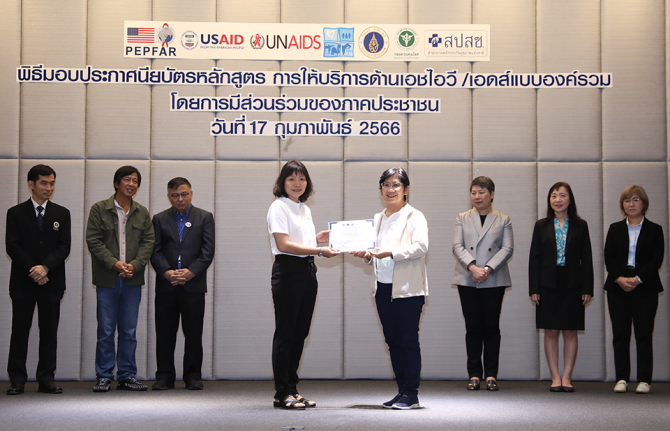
left=616, top=276, right=640, bottom=292
left=164, top=268, right=195, bottom=286
left=468, top=263, right=489, bottom=284
left=113, top=261, right=135, bottom=278
left=29, top=265, right=49, bottom=286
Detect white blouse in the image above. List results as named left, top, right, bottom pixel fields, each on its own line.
left=267, top=197, right=316, bottom=257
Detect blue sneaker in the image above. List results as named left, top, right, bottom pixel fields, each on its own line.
left=392, top=394, right=420, bottom=410
left=382, top=393, right=402, bottom=409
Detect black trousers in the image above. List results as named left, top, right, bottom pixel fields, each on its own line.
left=457, top=285, right=506, bottom=379
left=271, top=254, right=318, bottom=400
left=375, top=282, right=425, bottom=397
left=7, top=286, right=64, bottom=384
left=607, top=291, right=658, bottom=383
left=154, top=285, right=206, bottom=383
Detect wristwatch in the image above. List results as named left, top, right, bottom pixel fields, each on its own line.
left=318, top=248, right=323, bottom=257
left=484, top=265, right=492, bottom=273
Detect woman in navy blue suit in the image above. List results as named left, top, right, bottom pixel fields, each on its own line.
left=529, top=182, right=593, bottom=392
left=604, top=185, right=664, bottom=394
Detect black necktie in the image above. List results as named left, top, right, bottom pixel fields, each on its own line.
left=37, top=205, right=44, bottom=230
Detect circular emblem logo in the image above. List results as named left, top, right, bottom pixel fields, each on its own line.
left=395, top=27, right=418, bottom=50
left=185, top=222, right=192, bottom=228
left=359, top=27, right=389, bottom=59
left=181, top=30, right=198, bottom=50
left=53, top=221, right=59, bottom=230
left=250, top=34, right=265, bottom=49
left=158, top=23, right=174, bottom=47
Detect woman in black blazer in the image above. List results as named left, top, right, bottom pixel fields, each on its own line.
left=604, top=185, right=663, bottom=394
left=529, top=182, right=593, bottom=392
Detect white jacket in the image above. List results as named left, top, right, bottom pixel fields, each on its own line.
left=365, top=203, right=429, bottom=299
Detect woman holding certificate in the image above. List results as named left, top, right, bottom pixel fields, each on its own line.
left=351, top=167, right=429, bottom=410
left=528, top=182, right=593, bottom=392
left=267, top=160, right=339, bottom=410
left=452, top=176, right=513, bottom=392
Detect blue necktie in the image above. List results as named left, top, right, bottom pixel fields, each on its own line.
left=37, top=206, right=44, bottom=230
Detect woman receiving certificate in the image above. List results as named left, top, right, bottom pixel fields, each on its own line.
left=351, top=167, right=429, bottom=410
left=267, top=160, right=338, bottom=409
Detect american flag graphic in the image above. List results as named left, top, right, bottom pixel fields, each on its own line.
left=127, top=27, right=154, bottom=43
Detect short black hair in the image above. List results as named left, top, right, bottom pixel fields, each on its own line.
left=470, top=176, right=495, bottom=194
left=113, top=165, right=142, bottom=191
left=543, top=181, right=581, bottom=221
left=167, top=177, right=192, bottom=192
left=379, top=167, right=410, bottom=202
left=27, top=164, right=56, bottom=183
left=273, top=160, right=314, bottom=203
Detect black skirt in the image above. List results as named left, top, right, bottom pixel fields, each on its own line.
left=536, top=266, right=585, bottom=330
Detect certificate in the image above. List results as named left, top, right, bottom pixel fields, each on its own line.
left=328, top=219, right=375, bottom=252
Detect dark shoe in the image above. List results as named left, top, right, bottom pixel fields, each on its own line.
left=486, top=379, right=499, bottom=391
left=152, top=380, right=175, bottom=391
left=93, top=378, right=112, bottom=392
left=467, top=378, right=480, bottom=391
left=38, top=382, right=62, bottom=394
left=550, top=385, right=563, bottom=392
left=294, top=395, right=316, bottom=408
left=7, top=382, right=25, bottom=395
left=562, top=385, right=575, bottom=392
left=383, top=393, right=402, bottom=409
left=274, top=396, right=306, bottom=410
left=117, top=377, right=148, bottom=391
left=392, top=394, right=420, bottom=410
left=185, top=380, right=203, bottom=390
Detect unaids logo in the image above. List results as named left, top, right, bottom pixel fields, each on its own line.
left=250, top=34, right=265, bottom=49
left=359, top=27, right=389, bottom=59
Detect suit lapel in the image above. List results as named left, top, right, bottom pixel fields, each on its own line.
left=181, top=208, right=195, bottom=244
left=478, top=208, right=497, bottom=243
left=565, top=218, right=575, bottom=254
left=167, top=209, right=180, bottom=243
left=546, top=219, right=558, bottom=262
left=24, top=199, right=42, bottom=233
left=635, top=219, right=650, bottom=263
left=469, top=208, right=482, bottom=237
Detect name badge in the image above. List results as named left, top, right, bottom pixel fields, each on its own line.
left=53, top=221, right=60, bottom=231
left=185, top=222, right=192, bottom=228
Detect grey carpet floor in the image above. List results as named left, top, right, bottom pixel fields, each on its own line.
left=1, top=380, right=668, bottom=430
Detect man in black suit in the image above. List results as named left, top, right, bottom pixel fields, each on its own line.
left=150, top=177, right=215, bottom=390
left=5, top=164, right=71, bottom=395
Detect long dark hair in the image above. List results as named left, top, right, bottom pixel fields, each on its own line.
left=273, top=160, right=314, bottom=203
left=543, top=182, right=580, bottom=221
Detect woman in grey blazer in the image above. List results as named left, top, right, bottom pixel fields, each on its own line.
left=452, top=176, right=514, bottom=391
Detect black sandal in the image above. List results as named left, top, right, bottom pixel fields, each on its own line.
left=294, top=395, right=316, bottom=408
left=273, top=396, right=306, bottom=410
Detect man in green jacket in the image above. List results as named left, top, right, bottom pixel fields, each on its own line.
left=86, top=166, right=154, bottom=392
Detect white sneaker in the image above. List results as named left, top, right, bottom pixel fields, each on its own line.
left=614, top=380, right=628, bottom=393
left=636, top=382, right=650, bottom=394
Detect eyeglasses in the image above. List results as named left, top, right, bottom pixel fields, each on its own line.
left=381, top=182, right=403, bottom=190
left=623, top=198, right=641, bottom=205
left=170, top=192, right=191, bottom=199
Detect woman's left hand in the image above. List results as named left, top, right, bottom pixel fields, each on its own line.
left=582, top=294, right=592, bottom=305
left=316, top=230, right=331, bottom=244
left=370, top=249, right=392, bottom=259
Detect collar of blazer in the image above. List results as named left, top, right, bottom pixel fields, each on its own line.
left=542, top=216, right=577, bottom=259
left=167, top=205, right=197, bottom=244
left=468, top=206, right=500, bottom=242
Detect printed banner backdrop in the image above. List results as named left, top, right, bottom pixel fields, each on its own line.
left=0, top=0, right=668, bottom=386
left=123, top=21, right=490, bottom=61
